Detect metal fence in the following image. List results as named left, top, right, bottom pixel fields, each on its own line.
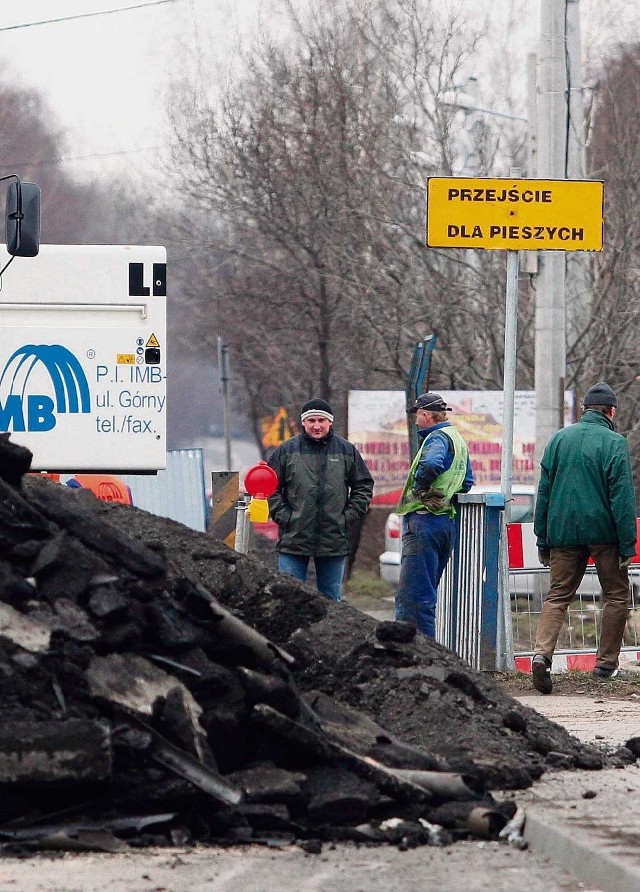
left=438, top=497, right=640, bottom=671
left=509, top=566, right=640, bottom=655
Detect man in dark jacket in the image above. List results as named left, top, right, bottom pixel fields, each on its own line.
left=532, top=382, right=637, bottom=694
left=267, top=398, right=373, bottom=601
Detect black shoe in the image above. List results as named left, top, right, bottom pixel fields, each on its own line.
left=532, top=654, right=553, bottom=694
left=592, top=666, right=626, bottom=680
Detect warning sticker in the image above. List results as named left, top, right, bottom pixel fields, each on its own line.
left=117, top=354, right=136, bottom=365
left=146, top=333, right=160, bottom=348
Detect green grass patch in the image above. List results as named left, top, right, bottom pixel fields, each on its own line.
left=344, top=569, right=395, bottom=609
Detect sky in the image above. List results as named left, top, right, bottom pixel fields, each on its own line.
left=0, top=0, right=267, bottom=182
left=0, top=0, right=639, bottom=187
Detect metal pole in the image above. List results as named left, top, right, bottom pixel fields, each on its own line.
left=234, top=497, right=247, bottom=553
left=501, top=169, right=521, bottom=524
left=534, top=0, right=567, bottom=469
left=564, top=0, right=591, bottom=356
left=218, top=336, right=232, bottom=471
left=234, top=494, right=252, bottom=554
left=497, top=170, right=521, bottom=672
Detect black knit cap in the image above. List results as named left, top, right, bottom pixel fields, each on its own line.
left=301, top=398, right=334, bottom=421
left=583, top=382, right=618, bottom=408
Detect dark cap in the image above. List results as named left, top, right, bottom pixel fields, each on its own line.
left=409, top=392, right=452, bottom=413
left=583, top=382, right=618, bottom=408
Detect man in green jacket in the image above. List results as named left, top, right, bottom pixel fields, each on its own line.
left=267, top=398, right=373, bottom=601
left=532, top=382, right=637, bottom=694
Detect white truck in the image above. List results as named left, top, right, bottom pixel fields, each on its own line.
left=0, top=177, right=167, bottom=472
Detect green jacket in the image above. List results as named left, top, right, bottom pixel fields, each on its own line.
left=534, top=410, right=637, bottom=557
left=267, top=430, right=374, bottom=556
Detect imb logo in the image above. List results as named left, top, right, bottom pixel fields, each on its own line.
left=0, top=344, right=91, bottom=432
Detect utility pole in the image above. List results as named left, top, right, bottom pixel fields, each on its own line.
left=217, top=336, right=232, bottom=471
left=564, top=0, right=591, bottom=361
left=500, top=168, right=522, bottom=523
left=534, top=0, right=570, bottom=464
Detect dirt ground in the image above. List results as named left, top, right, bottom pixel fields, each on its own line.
left=493, top=668, right=640, bottom=700
left=77, top=488, right=618, bottom=795
left=515, top=693, right=640, bottom=750
left=0, top=489, right=631, bottom=891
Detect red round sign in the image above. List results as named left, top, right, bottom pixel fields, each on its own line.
left=244, top=461, right=278, bottom=498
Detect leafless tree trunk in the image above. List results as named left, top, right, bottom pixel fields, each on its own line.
left=586, top=43, right=640, bottom=481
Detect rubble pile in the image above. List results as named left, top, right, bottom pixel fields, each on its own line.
left=0, top=436, right=628, bottom=852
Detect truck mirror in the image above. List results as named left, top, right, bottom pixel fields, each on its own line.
left=6, top=181, right=41, bottom=257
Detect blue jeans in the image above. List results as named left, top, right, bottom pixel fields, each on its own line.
left=395, top=512, right=455, bottom=637
left=277, top=553, right=346, bottom=602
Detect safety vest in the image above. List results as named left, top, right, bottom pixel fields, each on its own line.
left=397, top=425, right=468, bottom=518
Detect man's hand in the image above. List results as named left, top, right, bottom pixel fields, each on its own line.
left=619, top=556, right=632, bottom=571
left=538, top=547, right=551, bottom=568
left=415, top=487, right=446, bottom=512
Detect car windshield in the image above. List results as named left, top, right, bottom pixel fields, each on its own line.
left=510, top=494, right=534, bottom=523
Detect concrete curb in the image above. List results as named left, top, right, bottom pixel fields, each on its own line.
left=524, top=807, right=640, bottom=892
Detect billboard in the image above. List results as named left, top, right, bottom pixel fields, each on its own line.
left=348, top=390, right=575, bottom=505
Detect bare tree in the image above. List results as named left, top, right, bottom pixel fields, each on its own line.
left=0, top=69, right=157, bottom=247
left=586, top=43, right=640, bottom=476
left=164, top=0, right=532, bottom=439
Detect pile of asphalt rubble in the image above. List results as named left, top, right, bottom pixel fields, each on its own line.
left=0, top=435, right=638, bottom=855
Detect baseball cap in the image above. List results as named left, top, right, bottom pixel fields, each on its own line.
left=408, top=392, right=452, bottom=413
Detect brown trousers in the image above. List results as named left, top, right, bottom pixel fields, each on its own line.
left=534, top=544, right=630, bottom=670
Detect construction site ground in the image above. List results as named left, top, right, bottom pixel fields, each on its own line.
left=0, top=674, right=637, bottom=892
left=1, top=500, right=639, bottom=891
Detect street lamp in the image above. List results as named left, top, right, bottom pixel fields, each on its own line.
left=440, top=91, right=527, bottom=123
left=438, top=78, right=527, bottom=177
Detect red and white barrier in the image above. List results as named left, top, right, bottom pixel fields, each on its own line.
left=515, top=650, right=640, bottom=674
left=506, top=523, right=539, bottom=570
left=507, top=520, right=640, bottom=570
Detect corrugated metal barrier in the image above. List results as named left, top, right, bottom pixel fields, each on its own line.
left=437, top=492, right=511, bottom=671
left=121, top=448, right=207, bottom=532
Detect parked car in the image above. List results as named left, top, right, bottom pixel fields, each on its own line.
left=379, top=485, right=535, bottom=585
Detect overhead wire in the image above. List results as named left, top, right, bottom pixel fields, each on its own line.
left=0, top=145, right=169, bottom=171
left=0, top=0, right=183, bottom=33
left=0, top=1, right=185, bottom=168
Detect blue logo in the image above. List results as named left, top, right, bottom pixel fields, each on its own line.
left=0, top=344, right=91, bottom=432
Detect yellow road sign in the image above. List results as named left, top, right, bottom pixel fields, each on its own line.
left=426, top=177, right=604, bottom=251
left=260, top=407, right=297, bottom=448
